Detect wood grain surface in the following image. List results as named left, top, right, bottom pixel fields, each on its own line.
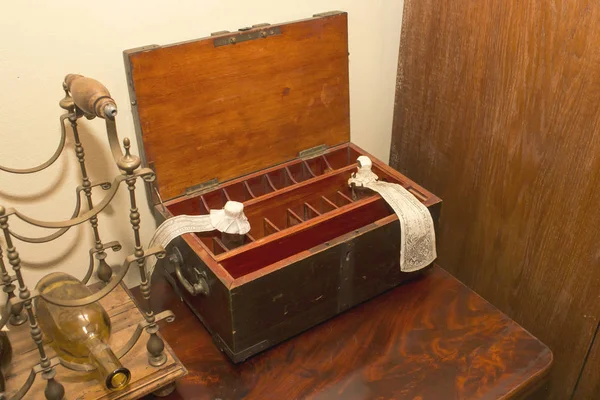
left=125, top=12, right=350, bottom=201
left=391, top=1, right=600, bottom=398
left=573, top=326, right=600, bottom=399
left=138, top=266, right=551, bottom=400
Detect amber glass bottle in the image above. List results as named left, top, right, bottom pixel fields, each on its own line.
left=34, top=272, right=131, bottom=390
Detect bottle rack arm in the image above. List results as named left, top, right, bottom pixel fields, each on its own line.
left=8, top=180, right=112, bottom=244
left=81, top=241, right=122, bottom=284
left=9, top=367, right=37, bottom=400
left=13, top=246, right=166, bottom=308
left=4, top=168, right=155, bottom=230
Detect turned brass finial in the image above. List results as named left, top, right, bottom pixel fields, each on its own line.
left=117, top=137, right=140, bottom=174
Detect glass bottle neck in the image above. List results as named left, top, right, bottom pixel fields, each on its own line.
left=87, top=336, right=131, bottom=391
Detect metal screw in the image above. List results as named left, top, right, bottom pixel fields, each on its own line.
left=229, top=37, right=237, bottom=44
left=260, top=31, right=267, bottom=38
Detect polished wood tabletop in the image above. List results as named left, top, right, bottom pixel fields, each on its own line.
left=136, top=266, right=552, bottom=400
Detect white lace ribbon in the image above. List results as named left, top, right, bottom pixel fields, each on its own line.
left=145, top=201, right=250, bottom=283
left=348, top=156, right=436, bottom=272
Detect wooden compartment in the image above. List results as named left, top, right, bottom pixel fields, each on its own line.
left=124, top=11, right=441, bottom=362
left=167, top=147, right=406, bottom=276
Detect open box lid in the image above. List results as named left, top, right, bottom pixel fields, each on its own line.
left=124, top=11, right=350, bottom=202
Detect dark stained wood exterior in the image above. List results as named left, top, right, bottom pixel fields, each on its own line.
left=573, top=330, right=600, bottom=399
left=226, top=218, right=428, bottom=357
left=124, top=12, right=443, bottom=363
left=391, top=1, right=600, bottom=398
left=137, top=266, right=552, bottom=399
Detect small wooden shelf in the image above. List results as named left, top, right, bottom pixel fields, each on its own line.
left=3, top=283, right=187, bottom=400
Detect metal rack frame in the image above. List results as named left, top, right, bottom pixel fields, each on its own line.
left=0, top=74, right=173, bottom=400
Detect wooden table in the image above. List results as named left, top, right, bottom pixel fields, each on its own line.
left=135, top=266, right=552, bottom=399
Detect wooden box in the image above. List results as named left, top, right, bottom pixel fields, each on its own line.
left=123, top=11, right=441, bottom=363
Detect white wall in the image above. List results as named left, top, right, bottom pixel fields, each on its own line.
left=0, top=0, right=404, bottom=288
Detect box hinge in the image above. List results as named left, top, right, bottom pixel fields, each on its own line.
left=299, top=144, right=328, bottom=160
left=213, top=26, right=281, bottom=47
left=185, top=178, right=219, bottom=197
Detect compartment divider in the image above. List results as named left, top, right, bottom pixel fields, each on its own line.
left=263, top=217, right=281, bottom=235
left=213, top=237, right=229, bottom=253
left=265, top=174, right=278, bottom=191
left=286, top=208, right=304, bottom=227
left=244, top=181, right=257, bottom=198
left=321, top=155, right=333, bottom=171
left=336, top=190, right=354, bottom=206
left=245, top=233, right=256, bottom=242
left=222, top=188, right=232, bottom=201
left=284, top=167, right=298, bottom=184
left=321, top=195, right=339, bottom=211
left=220, top=189, right=229, bottom=203
left=303, top=202, right=321, bottom=220
left=302, top=160, right=316, bottom=177
left=200, top=196, right=211, bottom=213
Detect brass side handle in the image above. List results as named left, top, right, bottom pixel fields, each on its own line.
left=64, top=74, right=117, bottom=119
left=169, top=247, right=209, bottom=297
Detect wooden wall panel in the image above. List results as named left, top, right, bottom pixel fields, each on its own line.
left=573, top=329, right=600, bottom=399
left=391, top=1, right=600, bottom=399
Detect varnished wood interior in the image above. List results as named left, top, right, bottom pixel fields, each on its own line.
left=166, top=144, right=362, bottom=215
left=125, top=12, right=351, bottom=201
left=165, top=144, right=431, bottom=278
left=221, top=198, right=393, bottom=278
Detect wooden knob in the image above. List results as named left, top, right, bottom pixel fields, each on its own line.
left=64, top=74, right=117, bottom=119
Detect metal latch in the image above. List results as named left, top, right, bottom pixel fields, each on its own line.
left=299, top=144, right=328, bottom=160
left=185, top=178, right=219, bottom=196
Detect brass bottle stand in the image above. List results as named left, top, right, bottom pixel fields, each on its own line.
left=0, top=74, right=183, bottom=399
